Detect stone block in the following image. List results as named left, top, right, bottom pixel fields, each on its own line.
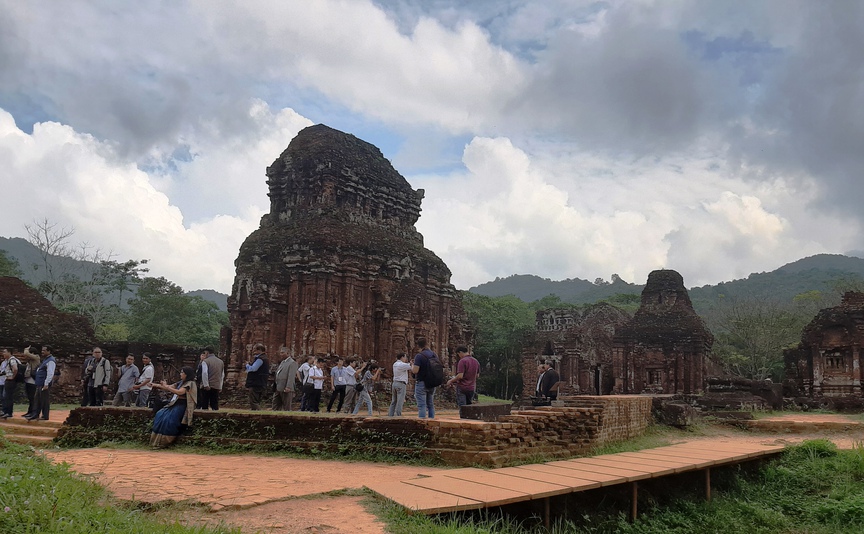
left=459, top=403, right=512, bottom=421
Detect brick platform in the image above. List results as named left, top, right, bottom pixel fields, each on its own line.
left=56, top=396, right=652, bottom=467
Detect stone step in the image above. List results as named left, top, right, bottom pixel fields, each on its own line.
left=0, top=418, right=62, bottom=437
left=4, top=433, right=55, bottom=446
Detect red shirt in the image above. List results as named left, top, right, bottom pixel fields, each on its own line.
left=456, top=356, right=480, bottom=390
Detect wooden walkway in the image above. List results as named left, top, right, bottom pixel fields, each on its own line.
left=367, top=441, right=785, bottom=524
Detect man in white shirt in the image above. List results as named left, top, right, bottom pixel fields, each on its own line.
left=132, top=353, right=154, bottom=407
left=326, top=357, right=350, bottom=412
left=340, top=360, right=359, bottom=413
left=297, top=356, right=313, bottom=411
left=388, top=353, right=412, bottom=416
left=306, top=358, right=325, bottom=412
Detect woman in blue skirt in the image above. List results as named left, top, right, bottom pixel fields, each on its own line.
left=150, top=366, right=197, bottom=448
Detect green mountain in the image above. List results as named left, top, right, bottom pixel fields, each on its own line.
left=0, top=236, right=229, bottom=310
left=469, top=254, right=864, bottom=311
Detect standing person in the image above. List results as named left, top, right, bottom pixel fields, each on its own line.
left=446, top=346, right=481, bottom=408
left=411, top=338, right=443, bottom=419
left=195, top=353, right=207, bottom=409
left=89, top=347, right=112, bottom=406
left=540, top=361, right=560, bottom=401
left=272, top=351, right=298, bottom=411
left=297, top=356, right=313, bottom=411
left=27, top=345, right=56, bottom=421
left=149, top=366, right=197, bottom=448
left=245, top=344, right=269, bottom=410
left=326, top=357, right=350, bottom=413
left=534, top=363, right=547, bottom=398
left=21, top=347, right=40, bottom=418
left=340, top=360, right=359, bottom=413
left=0, top=348, right=19, bottom=418
left=306, top=358, right=325, bottom=412
left=80, top=351, right=95, bottom=406
left=200, top=348, right=225, bottom=410
left=352, top=361, right=380, bottom=416
left=388, top=353, right=412, bottom=416
left=112, top=355, right=140, bottom=406
left=0, top=353, right=7, bottom=408
left=132, top=353, right=154, bottom=408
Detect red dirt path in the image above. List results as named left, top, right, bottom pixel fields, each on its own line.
left=41, top=411, right=864, bottom=533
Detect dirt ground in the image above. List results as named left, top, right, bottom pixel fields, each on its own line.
left=42, top=411, right=864, bottom=534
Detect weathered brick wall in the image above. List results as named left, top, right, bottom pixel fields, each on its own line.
left=56, top=396, right=652, bottom=467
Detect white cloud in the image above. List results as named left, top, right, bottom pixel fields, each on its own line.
left=416, top=135, right=858, bottom=290
left=0, top=103, right=304, bottom=292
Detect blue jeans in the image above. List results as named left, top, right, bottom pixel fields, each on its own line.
left=388, top=381, right=407, bottom=416
left=352, top=389, right=373, bottom=415
left=415, top=381, right=435, bottom=419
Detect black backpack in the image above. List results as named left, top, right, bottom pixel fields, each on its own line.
left=12, top=358, right=25, bottom=382
left=423, top=351, right=445, bottom=388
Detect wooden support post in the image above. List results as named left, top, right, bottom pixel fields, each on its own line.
left=544, top=497, right=550, bottom=530
left=630, top=482, right=638, bottom=523
left=705, top=467, right=711, bottom=502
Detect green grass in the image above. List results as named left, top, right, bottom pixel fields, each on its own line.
left=0, top=429, right=239, bottom=533
left=371, top=439, right=864, bottom=534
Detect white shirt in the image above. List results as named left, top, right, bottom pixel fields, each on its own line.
left=138, top=364, right=154, bottom=391
left=392, top=360, right=412, bottom=383
left=298, top=362, right=311, bottom=384
left=309, top=366, right=324, bottom=390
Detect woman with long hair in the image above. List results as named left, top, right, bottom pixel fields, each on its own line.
left=149, top=366, right=197, bottom=448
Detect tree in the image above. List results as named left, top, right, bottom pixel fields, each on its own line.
left=0, top=249, right=23, bottom=278
left=462, top=292, right=535, bottom=400
left=23, top=218, right=149, bottom=333
left=711, top=297, right=805, bottom=381
left=25, top=217, right=75, bottom=300
left=126, top=277, right=227, bottom=345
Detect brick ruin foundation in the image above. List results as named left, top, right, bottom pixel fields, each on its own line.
left=56, top=396, right=652, bottom=467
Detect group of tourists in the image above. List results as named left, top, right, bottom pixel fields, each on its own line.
left=80, top=348, right=156, bottom=408
left=0, top=345, right=58, bottom=421
left=1, top=339, right=482, bottom=450
left=252, top=338, right=481, bottom=419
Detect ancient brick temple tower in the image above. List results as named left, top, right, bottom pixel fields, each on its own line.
left=785, top=291, right=864, bottom=397
left=224, top=124, right=466, bottom=382
left=612, top=269, right=713, bottom=394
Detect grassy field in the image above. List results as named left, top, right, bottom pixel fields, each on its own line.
left=7, top=408, right=864, bottom=533
left=0, top=428, right=238, bottom=534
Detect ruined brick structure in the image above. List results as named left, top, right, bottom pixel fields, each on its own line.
left=612, top=270, right=713, bottom=394
left=522, top=303, right=631, bottom=397
left=0, top=276, right=96, bottom=401
left=225, top=125, right=467, bottom=383
left=785, top=291, right=864, bottom=397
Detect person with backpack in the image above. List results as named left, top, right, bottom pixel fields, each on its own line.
left=411, top=337, right=444, bottom=419
left=1, top=348, right=21, bottom=418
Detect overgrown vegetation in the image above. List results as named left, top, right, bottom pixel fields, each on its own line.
left=0, top=429, right=238, bottom=533
left=373, top=439, right=864, bottom=533
left=11, top=218, right=227, bottom=345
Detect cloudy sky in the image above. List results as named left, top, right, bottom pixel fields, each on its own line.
left=1, top=1, right=862, bottom=294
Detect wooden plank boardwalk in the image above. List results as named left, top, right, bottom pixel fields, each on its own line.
left=366, top=440, right=785, bottom=523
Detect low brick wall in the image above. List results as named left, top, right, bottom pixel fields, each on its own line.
left=56, top=396, right=653, bottom=467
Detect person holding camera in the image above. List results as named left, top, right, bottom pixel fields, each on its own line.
left=352, top=360, right=380, bottom=416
